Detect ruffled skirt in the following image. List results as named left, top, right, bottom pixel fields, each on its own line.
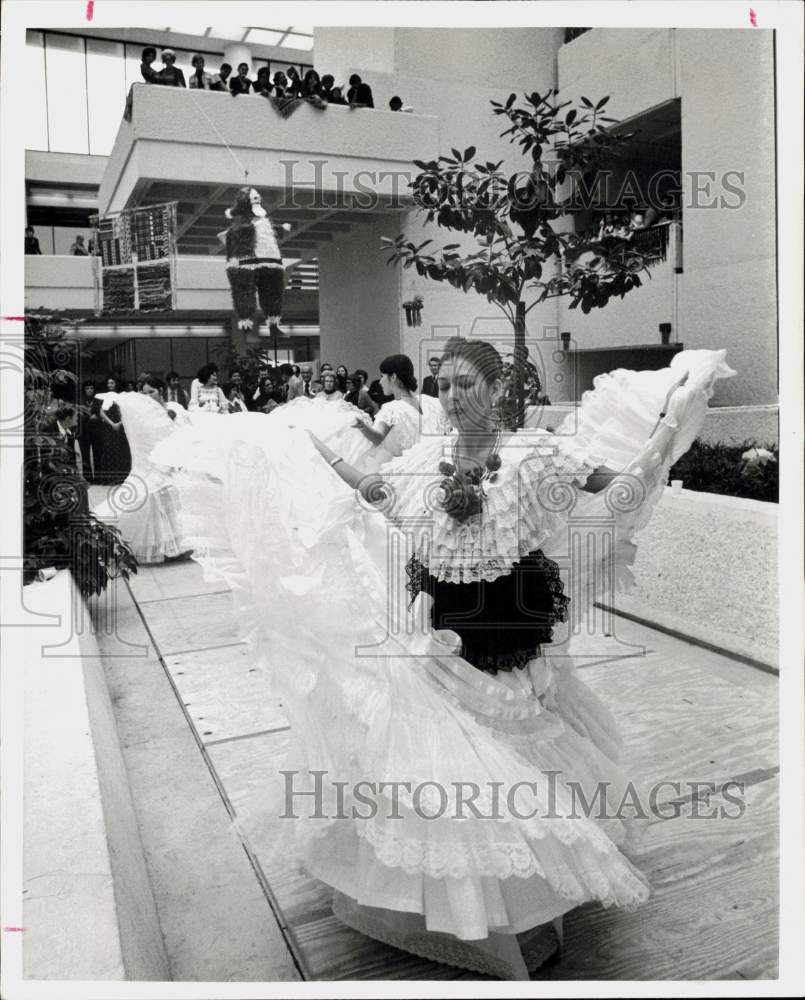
left=154, top=349, right=734, bottom=974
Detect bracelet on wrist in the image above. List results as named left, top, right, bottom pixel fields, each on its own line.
left=329, top=456, right=344, bottom=469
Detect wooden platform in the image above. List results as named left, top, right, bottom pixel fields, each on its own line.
left=106, top=558, right=778, bottom=981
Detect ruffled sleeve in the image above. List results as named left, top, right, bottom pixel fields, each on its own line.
left=374, top=400, right=399, bottom=431
left=375, top=434, right=598, bottom=584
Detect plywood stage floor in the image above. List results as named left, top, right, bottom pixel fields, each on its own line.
left=97, top=558, right=779, bottom=982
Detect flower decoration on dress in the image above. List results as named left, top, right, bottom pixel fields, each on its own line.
left=435, top=438, right=501, bottom=523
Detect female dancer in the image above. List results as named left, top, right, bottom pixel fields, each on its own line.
left=349, top=354, right=448, bottom=472
left=170, top=339, right=732, bottom=978
left=91, top=382, right=186, bottom=564
left=90, top=375, right=131, bottom=486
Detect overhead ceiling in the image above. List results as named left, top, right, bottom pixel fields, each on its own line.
left=132, top=180, right=406, bottom=264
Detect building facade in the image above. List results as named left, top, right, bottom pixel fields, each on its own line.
left=25, top=24, right=777, bottom=435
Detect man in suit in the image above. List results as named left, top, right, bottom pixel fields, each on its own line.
left=165, top=372, right=189, bottom=408
left=44, top=405, right=80, bottom=467
left=37, top=404, right=90, bottom=525
left=421, top=356, right=441, bottom=398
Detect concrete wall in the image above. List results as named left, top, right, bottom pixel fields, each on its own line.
left=613, top=487, right=778, bottom=669
left=23, top=571, right=169, bottom=979
left=313, top=27, right=566, bottom=380
left=99, top=85, right=439, bottom=213
left=317, top=212, right=402, bottom=371
left=557, top=28, right=777, bottom=408
left=25, top=255, right=316, bottom=320
left=526, top=402, right=779, bottom=447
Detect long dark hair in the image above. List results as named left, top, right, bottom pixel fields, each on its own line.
left=379, top=354, right=417, bottom=392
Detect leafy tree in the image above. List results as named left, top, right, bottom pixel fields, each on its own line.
left=383, top=90, right=647, bottom=425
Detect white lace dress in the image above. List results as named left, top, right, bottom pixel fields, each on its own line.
left=359, top=395, right=449, bottom=472
left=91, top=393, right=186, bottom=564
left=158, top=349, right=734, bottom=977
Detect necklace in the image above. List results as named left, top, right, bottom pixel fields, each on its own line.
left=436, top=430, right=502, bottom=522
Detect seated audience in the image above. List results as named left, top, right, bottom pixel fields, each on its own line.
left=230, top=63, right=254, bottom=96
left=351, top=369, right=379, bottom=417
left=328, top=86, right=347, bottom=105
left=368, top=375, right=393, bottom=408
left=210, top=63, right=232, bottom=91
left=299, top=366, right=314, bottom=397
left=157, top=49, right=186, bottom=87
left=286, top=364, right=304, bottom=401
left=254, top=375, right=282, bottom=413
left=189, top=54, right=213, bottom=89
left=70, top=235, right=88, bottom=256
left=140, top=46, right=159, bottom=84
left=189, top=363, right=227, bottom=412
left=164, top=371, right=189, bottom=408
left=317, top=370, right=344, bottom=401
left=225, top=383, right=249, bottom=413
left=335, top=364, right=349, bottom=393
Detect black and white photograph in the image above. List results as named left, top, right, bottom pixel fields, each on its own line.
left=1, top=1, right=802, bottom=996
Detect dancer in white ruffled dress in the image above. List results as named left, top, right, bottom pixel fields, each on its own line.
left=157, top=340, right=734, bottom=978
left=348, top=354, right=448, bottom=472
left=91, top=380, right=187, bottom=564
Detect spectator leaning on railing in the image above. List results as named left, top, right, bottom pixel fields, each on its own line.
left=210, top=62, right=232, bottom=91
left=140, top=46, right=159, bottom=83
left=133, top=48, right=404, bottom=114
left=255, top=66, right=273, bottom=96
left=156, top=49, right=186, bottom=87
left=230, top=62, right=254, bottom=95
left=346, top=73, right=374, bottom=108
left=189, top=54, right=213, bottom=90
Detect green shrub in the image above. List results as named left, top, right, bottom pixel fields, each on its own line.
left=669, top=439, right=778, bottom=502
left=24, top=314, right=138, bottom=595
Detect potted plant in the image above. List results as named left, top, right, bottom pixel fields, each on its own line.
left=402, top=295, right=424, bottom=327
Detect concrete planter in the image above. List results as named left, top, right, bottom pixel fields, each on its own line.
left=612, top=487, right=778, bottom=669
left=22, top=571, right=168, bottom=980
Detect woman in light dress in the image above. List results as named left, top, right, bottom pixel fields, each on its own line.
left=350, top=354, right=449, bottom=473
left=166, top=338, right=733, bottom=978
left=91, top=379, right=188, bottom=564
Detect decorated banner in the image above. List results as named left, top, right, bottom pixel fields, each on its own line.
left=91, top=202, right=178, bottom=315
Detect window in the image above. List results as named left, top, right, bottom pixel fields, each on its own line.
left=86, top=38, right=127, bottom=155
left=44, top=33, right=90, bottom=154
left=25, top=31, right=49, bottom=152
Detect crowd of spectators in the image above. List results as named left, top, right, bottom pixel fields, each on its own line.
left=87, top=357, right=449, bottom=420
left=138, top=46, right=411, bottom=112
left=54, top=356, right=445, bottom=485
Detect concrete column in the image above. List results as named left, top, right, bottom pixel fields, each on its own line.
left=317, top=212, right=402, bottom=372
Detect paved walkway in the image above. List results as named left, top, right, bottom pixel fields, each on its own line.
left=98, top=557, right=779, bottom=981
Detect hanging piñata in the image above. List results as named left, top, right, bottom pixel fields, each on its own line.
left=222, top=187, right=286, bottom=337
